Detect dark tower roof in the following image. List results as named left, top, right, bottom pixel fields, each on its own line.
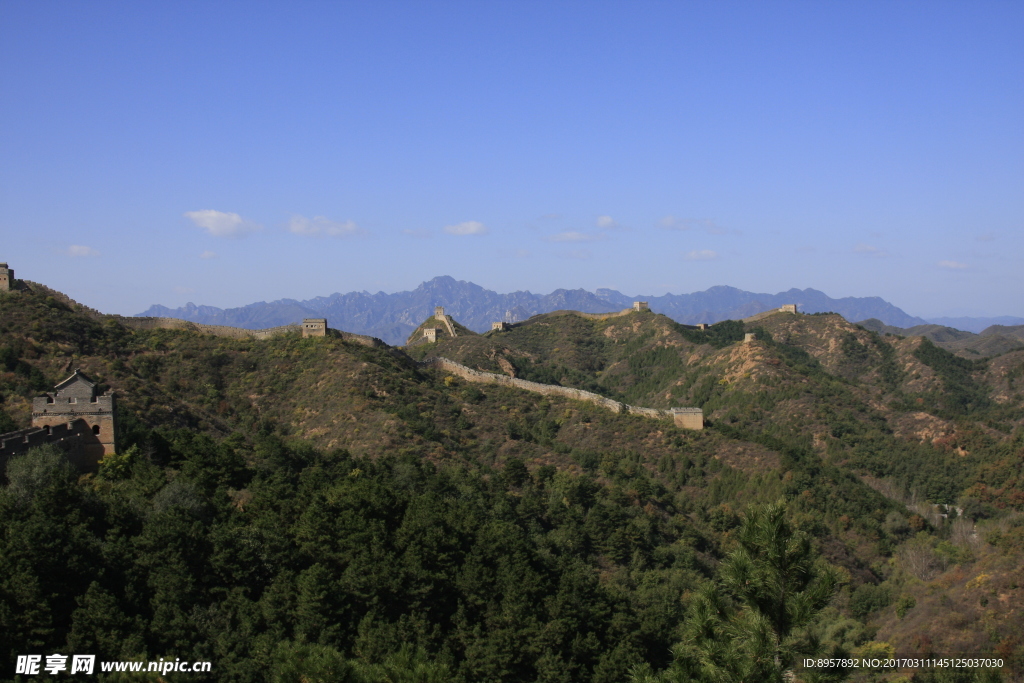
left=53, top=368, right=96, bottom=392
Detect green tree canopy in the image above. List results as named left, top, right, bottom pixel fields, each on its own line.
left=632, top=500, right=842, bottom=683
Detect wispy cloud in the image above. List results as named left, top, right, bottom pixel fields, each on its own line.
left=854, top=243, right=886, bottom=256
left=596, top=215, right=622, bottom=230
left=683, top=249, right=719, bottom=261
left=976, top=231, right=996, bottom=242
left=558, top=248, right=593, bottom=260
left=67, top=245, right=99, bottom=257
left=938, top=260, right=968, bottom=270
left=184, top=210, right=261, bottom=238
left=199, top=251, right=217, bottom=259
left=544, top=231, right=604, bottom=243
left=660, top=216, right=731, bottom=234
left=444, top=221, right=488, bottom=236
left=287, top=215, right=363, bottom=238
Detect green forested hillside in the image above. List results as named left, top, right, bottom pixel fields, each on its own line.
left=2, top=288, right=1023, bottom=682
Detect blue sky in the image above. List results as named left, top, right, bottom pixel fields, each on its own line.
left=1, top=1, right=1021, bottom=318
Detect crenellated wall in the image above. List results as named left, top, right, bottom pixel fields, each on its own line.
left=0, top=419, right=103, bottom=476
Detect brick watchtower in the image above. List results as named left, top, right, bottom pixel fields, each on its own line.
left=32, top=369, right=117, bottom=463
left=302, top=319, right=327, bottom=337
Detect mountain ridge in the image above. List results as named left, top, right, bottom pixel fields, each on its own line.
left=5, top=279, right=1024, bottom=676
left=138, top=276, right=930, bottom=345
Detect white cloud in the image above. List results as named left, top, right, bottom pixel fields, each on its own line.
left=184, top=210, right=261, bottom=238
left=288, top=215, right=362, bottom=238
left=545, top=231, right=603, bottom=243
left=938, top=260, right=968, bottom=270
left=443, top=221, right=488, bottom=235
left=199, top=250, right=217, bottom=259
left=854, top=243, right=885, bottom=256
left=683, top=249, right=719, bottom=261
left=67, top=245, right=99, bottom=257
left=596, top=215, right=620, bottom=229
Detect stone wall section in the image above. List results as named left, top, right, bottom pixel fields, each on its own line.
left=337, top=331, right=390, bottom=349
left=20, top=280, right=105, bottom=315
left=572, top=308, right=637, bottom=321
left=112, top=316, right=300, bottom=339
left=437, top=314, right=457, bottom=338
left=110, top=316, right=388, bottom=348
left=0, top=420, right=101, bottom=476
left=741, top=304, right=800, bottom=323
left=554, top=305, right=651, bottom=321
left=422, top=357, right=702, bottom=429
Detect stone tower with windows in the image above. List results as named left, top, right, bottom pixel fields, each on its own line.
left=31, top=369, right=117, bottom=463
left=302, top=318, right=327, bottom=337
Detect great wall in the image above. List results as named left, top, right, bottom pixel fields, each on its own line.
left=420, top=357, right=704, bottom=430
left=112, top=315, right=389, bottom=348
left=2, top=264, right=817, bottom=471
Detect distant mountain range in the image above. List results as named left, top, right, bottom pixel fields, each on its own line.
left=856, top=319, right=1024, bottom=358
left=922, top=316, right=1024, bottom=334
left=138, top=276, right=989, bottom=346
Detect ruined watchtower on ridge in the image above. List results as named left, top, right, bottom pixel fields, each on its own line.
left=32, top=369, right=117, bottom=460
left=633, top=301, right=649, bottom=312
left=671, top=407, right=704, bottom=430
left=0, top=262, right=13, bottom=292
left=302, top=318, right=327, bottom=338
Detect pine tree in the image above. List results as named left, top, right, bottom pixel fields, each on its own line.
left=632, top=500, right=843, bottom=683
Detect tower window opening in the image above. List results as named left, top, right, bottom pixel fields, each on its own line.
left=92, top=425, right=100, bottom=435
